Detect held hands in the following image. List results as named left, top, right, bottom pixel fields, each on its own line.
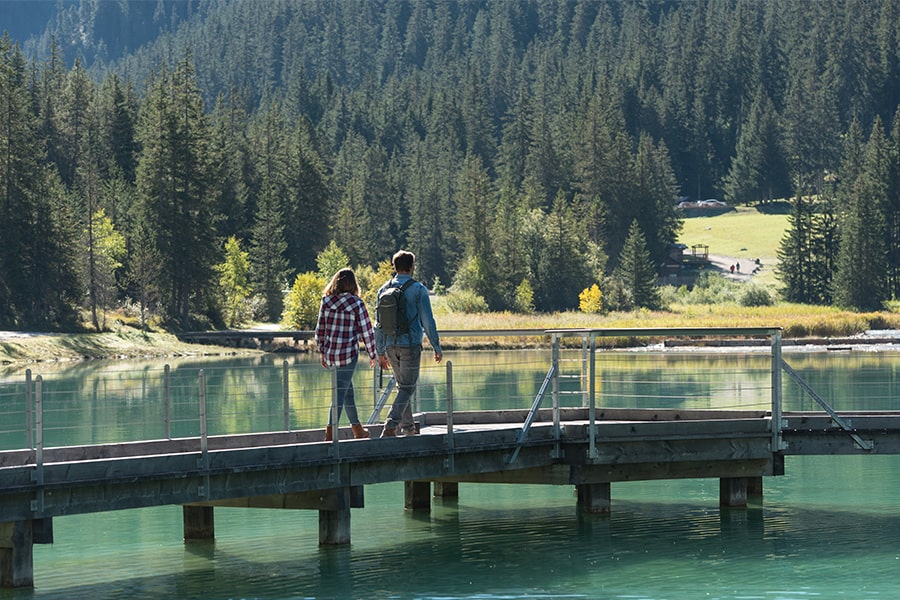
left=377, top=355, right=391, bottom=370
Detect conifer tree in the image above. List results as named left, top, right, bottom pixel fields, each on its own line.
left=135, top=53, right=217, bottom=327
left=0, top=38, right=80, bottom=327
left=833, top=119, right=890, bottom=311
left=614, top=220, right=661, bottom=310
left=777, top=193, right=819, bottom=303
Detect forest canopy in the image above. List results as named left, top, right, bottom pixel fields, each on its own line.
left=2, top=0, right=900, bottom=329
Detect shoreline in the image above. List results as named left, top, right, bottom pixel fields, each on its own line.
left=4, top=327, right=900, bottom=368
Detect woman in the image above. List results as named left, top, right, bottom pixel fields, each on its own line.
left=314, top=268, right=377, bottom=440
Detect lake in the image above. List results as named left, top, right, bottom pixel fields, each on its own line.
left=1, top=347, right=899, bottom=599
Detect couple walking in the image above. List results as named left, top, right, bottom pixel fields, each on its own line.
left=314, top=250, right=443, bottom=441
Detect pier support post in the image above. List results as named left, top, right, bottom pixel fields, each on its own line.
left=0, top=520, right=33, bottom=588
left=433, top=482, right=458, bottom=499
left=319, top=487, right=351, bottom=545
left=183, top=506, right=215, bottom=540
left=577, top=483, right=611, bottom=514
left=404, top=481, right=431, bottom=510
left=719, top=477, right=749, bottom=508
left=747, top=476, right=763, bottom=500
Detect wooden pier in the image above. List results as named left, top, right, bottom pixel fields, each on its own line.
left=2, top=326, right=897, bottom=588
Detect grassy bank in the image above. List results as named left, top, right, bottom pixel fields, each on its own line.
left=4, top=302, right=895, bottom=366
left=0, top=327, right=249, bottom=365
left=433, top=303, right=900, bottom=348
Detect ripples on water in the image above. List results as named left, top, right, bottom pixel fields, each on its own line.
left=4, top=457, right=899, bottom=600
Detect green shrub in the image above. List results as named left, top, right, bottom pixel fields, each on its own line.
left=514, top=279, right=536, bottom=313
left=740, top=285, right=774, bottom=307
left=281, top=272, right=326, bottom=329
left=444, top=289, right=489, bottom=313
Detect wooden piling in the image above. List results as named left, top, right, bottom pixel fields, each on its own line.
left=183, top=506, right=215, bottom=540
left=0, top=520, right=33, bottom=588
left=404, top=481, right=431, bottom=510
left=719, top=477, right=749, bottom=507
left=433, top=482, right=458, bottom=498
left=319, top=487, right=351, bottom=544
left=576, top=483, right=611, bottom=514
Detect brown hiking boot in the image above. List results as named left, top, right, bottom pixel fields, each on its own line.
left=324, top=425, right=333, bottom=441
left=351, top=423, right=370, bottom=439
left=380, top=426, right=397, bottom=438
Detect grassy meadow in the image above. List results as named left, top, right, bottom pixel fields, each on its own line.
left=678, top=204, right=790, bottom=258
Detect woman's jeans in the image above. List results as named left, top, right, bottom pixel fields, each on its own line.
left=384, top=344, right=422, bottom=430
left=329, top=355, right=360, bottom=426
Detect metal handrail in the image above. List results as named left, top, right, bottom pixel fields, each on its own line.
left=546, top=327, right=785, bottom=460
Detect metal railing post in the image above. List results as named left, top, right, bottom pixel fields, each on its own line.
left=589, top=332, right=598, bottom=460
left=581, top=334, right=588, bottom=407
left=198, top=370, right=208, bottom=497
left=330, top=367, right=340, bottom=459
left=445, top=361, right=454, bottom=471
left=771, top=330, right=783, bottom=452
left=282, top=360, right=291, bottom=431
left=164, top=364, right=171, bottom=439
left=552, top=333, right=561, bottom=454
left=33, top=375, right=44, bottom=514
left=25, top=368, right=33, bottom=449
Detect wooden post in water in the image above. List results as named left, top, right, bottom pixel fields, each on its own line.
left=183, top=506, right=215, bottom=540
left=577, top=483, right=611, bottom=514
left=0, top=520, right=33, bottom=588
left=319, top=487, right=352, bottom=544
left=719, top=477, right=749, bottom=507
left=433, top=482, right=458, bottom=498
left=404, top=481, right=431, bottom=510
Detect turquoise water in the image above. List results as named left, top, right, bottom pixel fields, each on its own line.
left=2, top=350, right=900, bottom=599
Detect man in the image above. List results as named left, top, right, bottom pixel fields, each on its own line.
left=375, top=250, right=443, bottom=437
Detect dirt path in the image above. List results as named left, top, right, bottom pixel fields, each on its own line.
left=707, top=254, right=765, bottom=282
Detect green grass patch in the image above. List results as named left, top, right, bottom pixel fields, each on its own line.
left=679, top=206, right=789, bottom=259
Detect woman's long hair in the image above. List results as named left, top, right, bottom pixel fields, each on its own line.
left=324, top=268, right=360, bottom=296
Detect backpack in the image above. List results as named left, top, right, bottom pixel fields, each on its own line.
left=375, top=279, right=416, bottom=335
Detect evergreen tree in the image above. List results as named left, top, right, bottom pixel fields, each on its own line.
left=614, top=220, right=661, bottom=310
left=526, top=193, right=594, bottom=312
left=723, top=88, right=790, bottom=204
left=284, top=118, right=331, bottom=273
left=833, top=119, right=890, bottom=310
left=135, top=54, right=217, bottom=327
left=777, top=193, right=819, bottom=303
left=0, top=38, right=80, bottom=327
left=125, top=212, right=161, bottom=329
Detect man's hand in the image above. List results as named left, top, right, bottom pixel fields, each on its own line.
left=434, top=352, right=443, bottom=363
left=378, top=355, right=391, bottom=370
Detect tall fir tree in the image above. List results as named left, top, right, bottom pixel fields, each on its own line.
left=614, top=220, right=661, bottom=310
left=832, top=118, right=890, bottom=311
left=135, top=54, right=217, bottom=327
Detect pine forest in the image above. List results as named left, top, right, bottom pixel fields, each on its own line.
left=2, top=0, right=900, bottom=330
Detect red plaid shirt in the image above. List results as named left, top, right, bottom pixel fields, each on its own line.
left=314, top=293, right=377, bottom=367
